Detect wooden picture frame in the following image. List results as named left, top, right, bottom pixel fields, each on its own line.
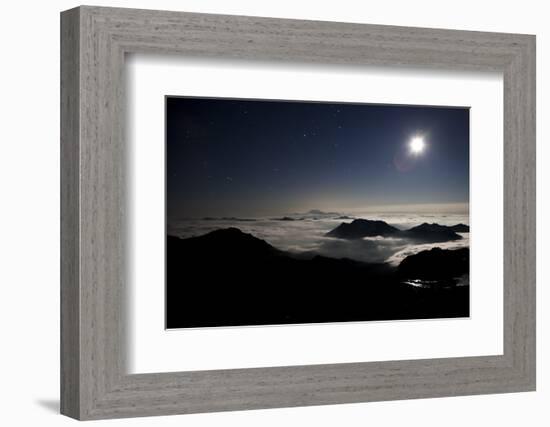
left=60, top=5, right=536, bottom=420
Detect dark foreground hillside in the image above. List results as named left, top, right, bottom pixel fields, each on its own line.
left=166, top=228, right=469, bottom=329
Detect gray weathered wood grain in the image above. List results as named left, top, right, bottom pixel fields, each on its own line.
left=60, top=5, right=536, bottom=420
left=60, top=7, right=81, bottom=419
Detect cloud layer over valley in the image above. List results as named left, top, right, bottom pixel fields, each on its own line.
left=168, top=211, right=469, bottom=266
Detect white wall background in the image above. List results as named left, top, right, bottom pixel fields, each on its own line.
left=0, top=0, right=546, bottom=425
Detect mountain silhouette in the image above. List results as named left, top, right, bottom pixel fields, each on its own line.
left=326, top=219, right=463, bottom=243
left=167, top=228, right=469, bottom=328
left=450, top=223, right=470, bottom=232
left=307, top=209, right=338, bottom=216
left=326, top=219, right=400, bottom=239
left=169, top=227, right=283, bottom=258
left=271, top=216, right=298, bottom=221
left=398, top=247, right=469, bottom=280
left=402, top=222, right=462, bottom=242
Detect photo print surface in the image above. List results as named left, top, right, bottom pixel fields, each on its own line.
left=166, top=96, right=470, bottom=329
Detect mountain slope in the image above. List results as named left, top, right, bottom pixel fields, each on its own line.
left=325, top=219, right=400, bottom=239
left=450, top=223, right=470, bottom=232
left=402, top=222, right=462, bottom=242
left=398, top=247, right=469, bottom=280
left=166, top=228, right=469, bottom=328
left=326, top=219, right=463, bottom=243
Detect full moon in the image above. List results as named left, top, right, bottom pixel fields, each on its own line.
left=409, top=136, right=426, bottom=155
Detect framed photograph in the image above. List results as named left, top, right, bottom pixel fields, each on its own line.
left=61, top=6, right=536, bottom=420
left=165, top=96, right=471, bottom=329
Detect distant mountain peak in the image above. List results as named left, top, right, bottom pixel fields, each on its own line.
left=326, top=219, right=464, bottom=243
left=326, top=218, right=400, bottom=239
left=270, top=216, right=297, bottom=221
left=403, top=222, right=462, bottom=242
left=450, top=223, right=470, bottom=232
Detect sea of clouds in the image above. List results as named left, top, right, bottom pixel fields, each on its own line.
left=167, top=211, right=469, bottom=266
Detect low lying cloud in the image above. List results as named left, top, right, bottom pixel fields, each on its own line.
left=314, top=237, right=407, bottom=263
left=168, top=213, right=469, bottom=266
left=385, top=233, right=469, bottom=266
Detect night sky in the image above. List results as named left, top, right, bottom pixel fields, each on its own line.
left=166, top=97, right=469, bottom=219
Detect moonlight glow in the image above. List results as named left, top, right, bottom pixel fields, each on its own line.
left=409, top=136, right=426, bottom=155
